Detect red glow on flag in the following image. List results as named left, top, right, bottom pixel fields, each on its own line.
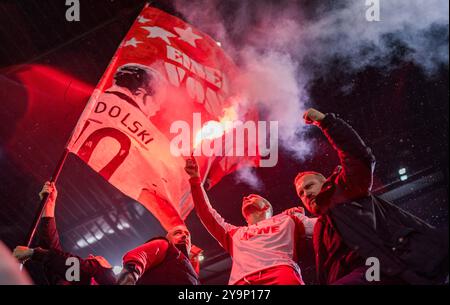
left=63, top=5, right=262, bottom=231
left=1, top=64, right=93, bottom=179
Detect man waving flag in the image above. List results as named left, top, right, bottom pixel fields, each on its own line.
left=66, top=4, right=259, bottom=230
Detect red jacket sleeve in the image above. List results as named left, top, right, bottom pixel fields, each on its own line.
left=122, top=239, right=169, bottom=279
left=318, top=113, right=376, bottom=201
left=189, top=177, right=238, bottom=253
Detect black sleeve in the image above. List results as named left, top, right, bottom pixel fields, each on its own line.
left=37, top=217, right=62, bottom=251
left=318, top=113, right=376, bottom=197
left=33, top=247, right=107, bottom=283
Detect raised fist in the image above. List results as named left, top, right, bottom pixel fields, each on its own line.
left=39, top=181, right=58, bottom=203
left=303, top=108, right=325, bottom=125
left=184, top=157, right=200, bottom=178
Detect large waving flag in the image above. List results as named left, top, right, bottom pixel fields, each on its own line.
left=66, top=4, right=259, bottom=230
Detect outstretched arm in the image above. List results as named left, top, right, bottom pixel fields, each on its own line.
left=284, top=207, right=317, bottom=237
left=13, top=246, right=110, bottom=284
left=185, top=157, right=237, bottom=253
left=37, top=182, right=62, bottom=251
left=304, top=109, right=376, bottom=199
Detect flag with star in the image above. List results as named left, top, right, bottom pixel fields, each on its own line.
left=66, top=4, right=259, bottom=230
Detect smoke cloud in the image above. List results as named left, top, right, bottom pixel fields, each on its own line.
left=234, top=166, right=264, bottom=191
left=174, top=0, right=449, bottom=187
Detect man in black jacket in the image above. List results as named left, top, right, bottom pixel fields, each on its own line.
left=13, top=182, right=116, bottom=285
left=293, top=108, right=448, bottom=285
left=117, top=225, right=201, bottom=285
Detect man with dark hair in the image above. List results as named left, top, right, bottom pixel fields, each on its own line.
left=185, top=157, right=316, bottom=285
left=106, top=63, right=165, bottom=118
left=294, top=108, right=448, bottom=285
left=13, top=182, right=116, bottom=285
left=117, top=225, right=201, bottom=285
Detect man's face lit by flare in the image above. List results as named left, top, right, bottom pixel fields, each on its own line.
left=242, top=194, right=273, bottom=225
left=295, top=174, right=326, bottom=215
left=167, top=225, right=191, bottom=254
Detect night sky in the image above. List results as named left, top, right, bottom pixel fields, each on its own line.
left=0, top=0, right=448, bottom=284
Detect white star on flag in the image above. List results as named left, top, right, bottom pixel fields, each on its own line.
left=124, top=37, right=142, bottom=48
left=137, top=16, right=150, bottom=24
left=141, top=26, right=176, bottom=45
left=174, top=27, right=202, bottom=47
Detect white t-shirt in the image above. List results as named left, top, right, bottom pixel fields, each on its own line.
left=189, top=177, right=317, bottom=284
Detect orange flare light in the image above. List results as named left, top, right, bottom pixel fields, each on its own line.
left=193, top=105, right=239, bottom=148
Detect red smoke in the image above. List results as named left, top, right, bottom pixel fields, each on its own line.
left=1, top=64, right=94, bottom=179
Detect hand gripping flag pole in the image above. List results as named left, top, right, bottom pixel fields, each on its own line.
left=24, top=148, right=70, bottom=248
left=23, top=55, right=123, bottom=249
left=23, top=80, right=75, bottom=248
left=22, top=1, right=146, bottom=248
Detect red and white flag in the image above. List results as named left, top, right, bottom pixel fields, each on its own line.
left=66, top=5, right=259, bottom=230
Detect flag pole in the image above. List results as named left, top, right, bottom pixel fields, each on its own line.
left=22, top=2, right=150, bottom=249
left=23, top=80, right=77, bottom=247
left=24, top=148, right=70, bottom=247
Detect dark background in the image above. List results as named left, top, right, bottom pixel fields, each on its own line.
left=0, top=0, right=448, bottom=284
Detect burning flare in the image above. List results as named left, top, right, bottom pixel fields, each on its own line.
left=193, top=105, right=239, bottom=149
